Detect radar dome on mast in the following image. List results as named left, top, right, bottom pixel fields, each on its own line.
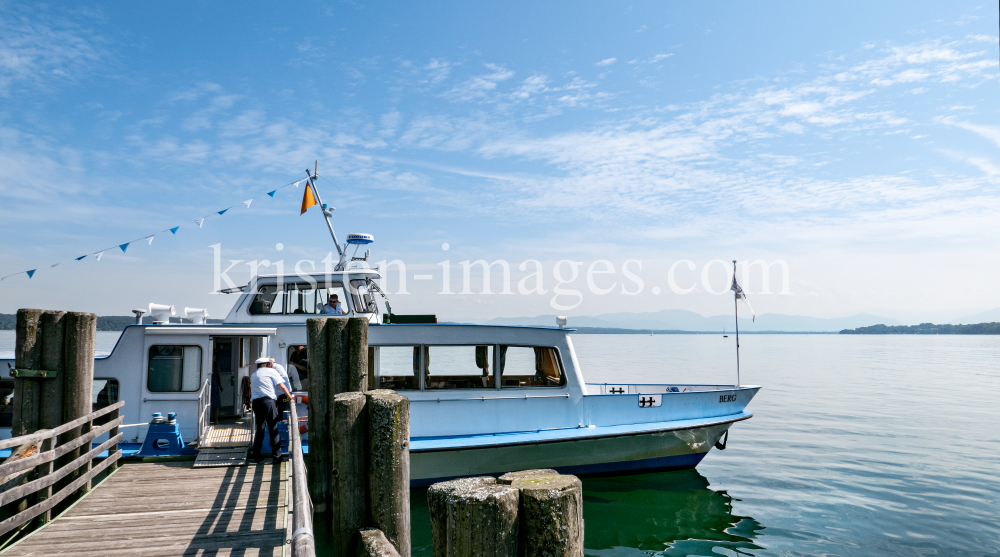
left=346, top=233, right=374, bottom=245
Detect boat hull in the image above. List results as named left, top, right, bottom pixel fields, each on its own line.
left=410, top=419, right=739, bottom=486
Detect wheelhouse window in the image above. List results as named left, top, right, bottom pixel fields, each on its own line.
left=249, top=285, right=284, bottom=314
left=148, top=345, right=203, bottom=392
left=248, top=282, right=348, bottom=315
left=499, top=346, right=565, bottom=387
left=349, top=279, right=376, bottom=313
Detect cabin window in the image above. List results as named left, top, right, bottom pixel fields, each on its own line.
left=147, top=345, right=203, bottom=392
left=375, top=346, right=421, bottom=390
left=499, top=346, right=565, bottom=387
left=0, top=379, right=13, bottom=427
left=425, top=345, right=494, bottom=389
left=93, top=378, right=119, bottom=425
left=249, top=285, right=284, bottom=314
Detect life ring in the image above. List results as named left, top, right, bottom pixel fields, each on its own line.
left=295, top=394, right=309, bottom=405
left=299, top=425, right=308, bottom=434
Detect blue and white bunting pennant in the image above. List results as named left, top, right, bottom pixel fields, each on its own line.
left=1, top=175, right=310, bottom=283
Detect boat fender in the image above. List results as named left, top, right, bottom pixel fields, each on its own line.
left=715, top=430, right=729, bottom=450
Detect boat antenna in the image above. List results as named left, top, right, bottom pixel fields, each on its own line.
left=305, top=162, right=348, bottom=271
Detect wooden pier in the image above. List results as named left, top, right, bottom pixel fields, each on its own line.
left=3, top=461, right=289, bottom=556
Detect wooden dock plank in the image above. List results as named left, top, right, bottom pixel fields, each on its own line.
left=4, top=461, right=288, bottom=557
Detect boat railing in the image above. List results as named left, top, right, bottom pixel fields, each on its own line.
left=196, top=378, right=212, bottom=443
left=287, top=395, right=315, bottom=557
left=0, top=401, right=124, bottom=542
left=411, top=393, right=571, bottom=402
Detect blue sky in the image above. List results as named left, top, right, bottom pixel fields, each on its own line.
left=1, top=1, right=998, bottom=323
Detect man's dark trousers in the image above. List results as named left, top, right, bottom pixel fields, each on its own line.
left=250, top=397, right=281, bottom=462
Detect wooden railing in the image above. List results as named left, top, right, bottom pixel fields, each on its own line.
left=287, top=399, right=315, bottom=557
left=0, top=401, right=124, bottom=537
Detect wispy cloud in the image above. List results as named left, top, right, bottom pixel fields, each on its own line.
left=445, top=63, right=515, bottom=101
left=596, top=58, right=617, bottom=66
left=0, top=3, right=108, bottom=96
left=939, top=118, right=1000, bottom=148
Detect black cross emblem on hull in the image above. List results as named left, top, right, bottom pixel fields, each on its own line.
left=639, top=396, right=656, bottom=407
left=609, top=387, right=624, bottom=394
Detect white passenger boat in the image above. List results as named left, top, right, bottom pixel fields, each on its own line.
left=0, top=175, right=760, bottom=486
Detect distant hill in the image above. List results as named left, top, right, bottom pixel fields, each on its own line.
left=841, top=322, right=1000, bottom=334
left=950, top=308, right=1000, bottom=325
left=0, top=314, right=223, bottom=331
left=481, top=309, right=901, bottom=333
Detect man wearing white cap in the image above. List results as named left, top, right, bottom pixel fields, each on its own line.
left=249, top=357, right=293, bottom=465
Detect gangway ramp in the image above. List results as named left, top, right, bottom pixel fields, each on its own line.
left=195, top=417, right=254, bottom=468
left=3, top=461, right=289, bottom=557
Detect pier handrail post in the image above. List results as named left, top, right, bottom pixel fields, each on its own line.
left=288, top=395, right=316, bottom=557
left=108, top=405, right=120, bottom=473
left=196, top=379, right=211, bottom=443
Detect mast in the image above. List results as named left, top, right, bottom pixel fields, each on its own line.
left=733, top=259, right=740, bottom=387
left=305, top=162, right=347, bottom=271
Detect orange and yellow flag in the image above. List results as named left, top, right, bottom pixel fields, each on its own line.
left=300, top=185, right=317, bottom=215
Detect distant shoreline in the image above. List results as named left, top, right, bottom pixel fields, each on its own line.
left=839, top=322, right=1000, bottom=335
left=569, top=327, right=835, bottom=335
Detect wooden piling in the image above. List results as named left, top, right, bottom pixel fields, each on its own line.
left=326, top=317, right=368, bottom=394
left=330, top=391, right=368, bottom=557
left=305, top=318, right=331, bottom=513
left=357, top=527, right=402, bottom=557
left=347, top=317, right=369, bottom=393
left=37, top=311, right=65, bottom=521
left=428, top=476, right=497, bottom=557
left=367, top=389, right=410, bottom=557
left=11, top=309, right=44, bottom=437
left=62, top=312, right=96, bottom=494
left=445, top=483, right=520, bottom=557
left=509, top=475, right=584, bottom=557
left=11, top=309, right=96, bottom=516
left=497, top=469, right=558, bottom=485
left=38, top=311, right=67, bottom=431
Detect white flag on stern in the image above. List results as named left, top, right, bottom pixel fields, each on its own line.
left=731, top=272, right=756, bottom=322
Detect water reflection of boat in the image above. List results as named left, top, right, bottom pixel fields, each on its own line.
left=579, top=469, right=764, bottom=555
